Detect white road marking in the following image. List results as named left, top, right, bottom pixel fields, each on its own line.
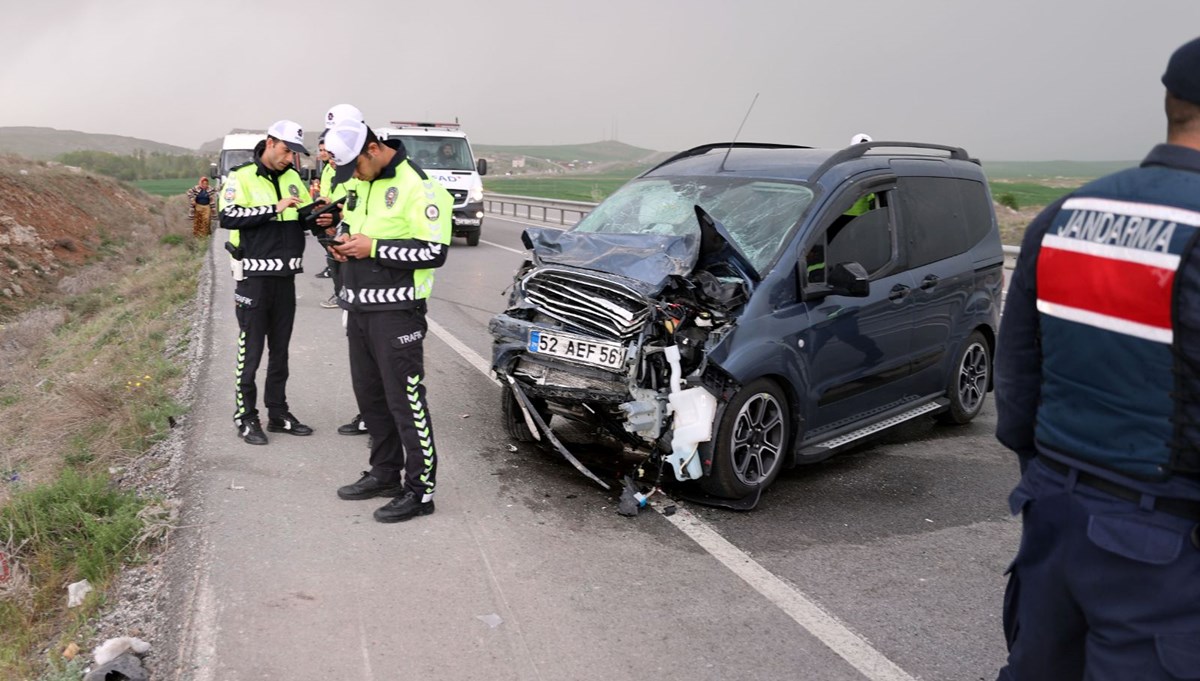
left=656, top=505, right=918, bottom=681
left=427, top=314, right=918, bottom=681
left=479, top=239, right=525, bottom=254
left=426, top=317, right=500, bottom=386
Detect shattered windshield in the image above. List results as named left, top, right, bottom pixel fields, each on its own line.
left=572, top=177, right=815, bottom=274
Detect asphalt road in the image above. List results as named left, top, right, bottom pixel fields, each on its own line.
left=168, top=214, right=1020, bottom=681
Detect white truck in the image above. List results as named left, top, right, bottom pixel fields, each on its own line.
left=211, top=132, right=266, bottom=189
left=375, top=121, right=488, bottom=246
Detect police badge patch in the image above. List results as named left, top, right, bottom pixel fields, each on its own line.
left=385, top=187, right=399, bottom=208
left=223, top=185, right=236, bottom=202
left=425, top=204, right=440, bottom=221
left=289, top=184, right=300, bottom=199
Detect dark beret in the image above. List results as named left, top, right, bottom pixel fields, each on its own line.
left=1163, top=36, right=1200, bottom=105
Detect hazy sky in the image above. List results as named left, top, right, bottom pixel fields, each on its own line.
left=2, top=0, right=1198, bottom=161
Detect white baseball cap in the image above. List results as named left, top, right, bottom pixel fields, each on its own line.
left=325, top=118, right=371, bottom=185
left=324, top=103, right=364, bottom=129
left=266, top=120, right=309, bottom=155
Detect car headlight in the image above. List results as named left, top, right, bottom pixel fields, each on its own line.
left=468, top=185, right=484, bottom=203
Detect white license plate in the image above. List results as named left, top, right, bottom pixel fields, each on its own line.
left=528, top=329, right=625, bottom=370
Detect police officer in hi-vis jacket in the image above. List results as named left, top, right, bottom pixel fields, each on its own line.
left=995, top=36, right=1200, bottom=680
left=323, top=118, right=453, bottom=523
left=219, top=119, right=316, bottom=446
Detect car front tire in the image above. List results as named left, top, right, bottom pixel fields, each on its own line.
left=501, top=385, right=549, bottom=442
left=701, top=378, right=790, bottom=499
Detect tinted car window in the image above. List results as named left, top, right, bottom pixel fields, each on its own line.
left=573, top=177, right=814, bottom=274
left=828, top=207, right=893, bottom=274
left=958, top=179, right=994, bottom=248
left=896, top=177, right=970, bottom=268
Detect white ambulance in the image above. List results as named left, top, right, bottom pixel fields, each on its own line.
left=375, top=121, right=487, bottom=247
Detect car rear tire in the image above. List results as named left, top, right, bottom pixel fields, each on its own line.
left=701, top=378, right=790, bottom=499
left=936, top=330, right=990, bottom=425
left=502, top=385, right=549, bottom=442
left=466, top=231, right=481, bottom=247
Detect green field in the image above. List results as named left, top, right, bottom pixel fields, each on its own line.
left=484, top=173, right=637, bottom=202
left=989, top=181, right=1079, bottom=209
left=475, top=140, right=654, bottom=164
left=132, top=177, right=196, bottom=196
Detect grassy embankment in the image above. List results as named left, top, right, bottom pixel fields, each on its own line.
left=0, top=163, right=202, bottom=678
left=132, top=177, right=196, bottom=197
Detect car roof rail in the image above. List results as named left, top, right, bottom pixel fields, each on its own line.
left=808, top=140, right=976, bottom=184
left=645, top=142, right=812, bottom=175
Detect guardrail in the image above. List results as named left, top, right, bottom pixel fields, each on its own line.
left=484, top=193, right=594, bottom=226
left=484, top=193, right=1023, bottom=262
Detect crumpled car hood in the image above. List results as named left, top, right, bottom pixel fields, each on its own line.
left=522, top=228, right=699, bottom=292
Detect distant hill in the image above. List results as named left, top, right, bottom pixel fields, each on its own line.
left=474, top=140, right=656, bottom=164
left=981, top=160, right=1137, bottom=180
left=0, top=126, right=195, bottom=161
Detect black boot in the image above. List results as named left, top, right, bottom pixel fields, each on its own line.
left=337, top=414, right=368, bottom=436
left=236, top=418, right=268, bottom=446
left=337, top=472, right=404, bottom=500
left=374, top=491, right=435, bottom=523
left=267, top=412, right=313, bottom=436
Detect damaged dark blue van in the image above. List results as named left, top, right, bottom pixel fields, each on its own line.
left=489, top=141, right=1003, bottom=504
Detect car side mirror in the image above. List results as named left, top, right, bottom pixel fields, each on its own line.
left=829, top=262, right=870, bottom=297
left=209, top=163, right=218, bottom=179
left=477, top=158, right=488, bottom=176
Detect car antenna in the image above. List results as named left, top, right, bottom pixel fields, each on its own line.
left=718, top=92, right=759, bottom=173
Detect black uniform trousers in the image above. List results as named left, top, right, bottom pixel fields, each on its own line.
left=347, top=303, right=437, bottom=499
left=233, top=276, right=296, bottom=423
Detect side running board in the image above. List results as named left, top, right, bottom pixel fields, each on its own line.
left=798, top=399, right=948, bottom=459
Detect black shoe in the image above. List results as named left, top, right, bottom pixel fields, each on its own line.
left=337, top=472, right=404, bottom=500
left=337, top=414, right=368, bottom=435
left=266, top=412, right=313, bottom=436
left=315, top=267, right=332, bottom=279
left=236, top=418, right=268, bottom=446
left=374, top=491, right=435, bottom=523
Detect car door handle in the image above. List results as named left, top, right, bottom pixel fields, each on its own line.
left=888, top=284, right=911, bottom=300
left=920, top=274, right=939, bottom=290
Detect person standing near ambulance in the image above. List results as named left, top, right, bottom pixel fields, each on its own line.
left=994, top=36, right=1200, bottom=680
left=323, top=118, right=452, bottom=523
left=219, top=119, right=316, bottom=445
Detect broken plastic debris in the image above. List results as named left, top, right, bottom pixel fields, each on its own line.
left=84, top=651, right=150, bottom=681
left=925, top=518, right=934, bottom=523
left=93, top=636, right=151, bottom=666
left=66, top=579, right=92, bottom=607
left=663, top=505, right=677, bottom=517
left=476, top=613, right=503, bottom=629
left=506, top=444, right=518, bottom=452
left=460, top=413, right=471, bottom=419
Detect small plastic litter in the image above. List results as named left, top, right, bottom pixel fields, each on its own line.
left=663, top=505, right=677, bottom=517
left=66, top=579, right=92, bottom=608
left=617, top=476, right=651, bottom=517
left=476, top=613, right=503, bottom=629
left=506, top=444, right=518, bottom=452
left=229, top=480, right=246, bottom=490
left=92, top=636, right=150, bottom=666
left=460, top=413, right=471, bottom=419
left=62, top=642, right=79, bottom=660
